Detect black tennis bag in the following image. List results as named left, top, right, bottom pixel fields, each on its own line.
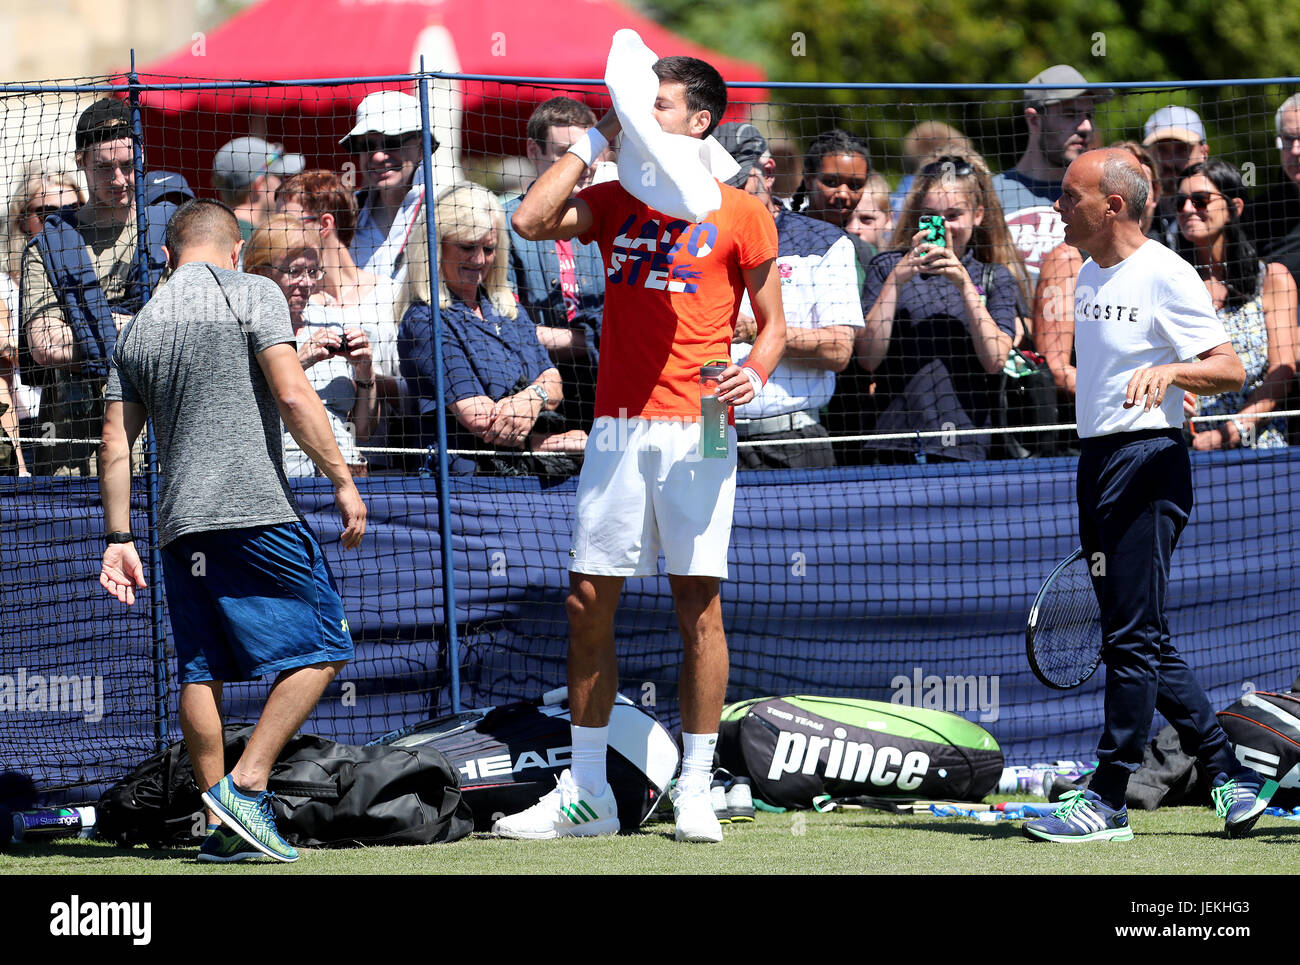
left=1216, top=688, right=1300, bottom=806
left=718, top=696, right=1004, bottom=808
left=97, top=724, right=473, bottom=848
left=373, top=688, right=679, bottom=831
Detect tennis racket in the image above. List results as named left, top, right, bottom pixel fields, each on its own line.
left=1026, top=547, right=1103, bottom=690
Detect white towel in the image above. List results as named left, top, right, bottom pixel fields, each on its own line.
left=605, top=29, right=739, bottom=223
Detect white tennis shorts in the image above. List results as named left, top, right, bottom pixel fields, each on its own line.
left=570, top=416, right=737, bottom=578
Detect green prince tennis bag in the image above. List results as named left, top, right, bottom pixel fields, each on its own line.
left=718, top=696, right=1004, bottom=808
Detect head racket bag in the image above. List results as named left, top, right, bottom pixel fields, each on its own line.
left=718, top=696, right=1004, bottom=808
left=1216, top=689, right=1300, bottom=807
left=373, top=688, right=679, bottom=831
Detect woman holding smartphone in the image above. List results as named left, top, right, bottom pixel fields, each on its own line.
left=853, top=153, right=1030, bottom=462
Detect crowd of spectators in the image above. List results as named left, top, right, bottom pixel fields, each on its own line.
left=7, top=70, right=1300, bottom=478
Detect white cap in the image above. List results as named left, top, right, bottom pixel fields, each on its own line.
left=340, top=91, right=425, bottom=146
left=1143, top=105, right=1207, bottom=146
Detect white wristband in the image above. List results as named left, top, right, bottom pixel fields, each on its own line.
left=742, top=366, right=764, bottom=397
left=566, top=128, right=610, bottom=167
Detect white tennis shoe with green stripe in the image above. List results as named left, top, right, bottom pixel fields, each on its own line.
left=492, top=769, right=620, bottom=839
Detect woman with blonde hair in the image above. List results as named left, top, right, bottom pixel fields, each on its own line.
left=245, top=215, right=376, bottom=476
left=397, top=181, right=584, bottom=475
left=852, top=152, right=1030, bottom=462
left=1, top=164, right=85, bottom=474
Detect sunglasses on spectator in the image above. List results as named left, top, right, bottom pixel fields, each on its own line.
left=1276, top=135, right=1300, bottom=151
left=25, top=204, right=65, bottom=221
left=357, top=133, right=434, bottom=155
left=815, top=173, right=867, bottom=190
left=1174, top=190, right=1226, bottom=211
left=920, top=155, right=975, bottom=178
left=271, top=265, right=326, bottom=282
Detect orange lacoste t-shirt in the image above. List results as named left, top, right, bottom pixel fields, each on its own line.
left=577, top=179, right=778, bottom=420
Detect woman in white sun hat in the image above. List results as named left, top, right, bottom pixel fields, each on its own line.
left=343, top=90, right=434, bottom=284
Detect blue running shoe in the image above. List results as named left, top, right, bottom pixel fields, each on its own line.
left=197, top=826, right=264, bottom=863
left=1023, top=788, right=1134, bottom=842
left=1212, top=774, right=1278, bottom=839
left=201, top=775, right=299, bottom=863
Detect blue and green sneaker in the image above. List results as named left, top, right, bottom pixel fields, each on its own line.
left=1212, top=774, right=1278, bottom=839
left=197, top=826, right=265, bottom=864
left=1023, top=788, right=1134, bottom=843
left=200, top=775, right=298, bottom=863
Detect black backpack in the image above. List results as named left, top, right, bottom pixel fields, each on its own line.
left=1216, top=687, right=1300, bottom=807
left=96, top=724, right=473, bottom=849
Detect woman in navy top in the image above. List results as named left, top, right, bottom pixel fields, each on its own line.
left=397, top=182, right=586, bottom=475
left=854, top=154, right=1031, bottom=462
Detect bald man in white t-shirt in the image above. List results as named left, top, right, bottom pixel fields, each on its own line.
left=1024, top=149, right=1275, bottom=844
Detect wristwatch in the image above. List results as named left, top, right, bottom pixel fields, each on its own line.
left=105, top=531, right=135, bottom=544
left=528, top=383, right=549, bottom=406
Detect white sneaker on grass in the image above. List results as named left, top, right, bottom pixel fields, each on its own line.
left=672, top=780, right=724, bottom=843
left=492, top=769, right=620, bottom=840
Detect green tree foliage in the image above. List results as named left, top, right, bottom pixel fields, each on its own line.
left=630, top=0, right=1298, bottom=177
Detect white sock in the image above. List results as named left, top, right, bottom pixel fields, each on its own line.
left=679, top=732, right=718, bottom=790
left=570, top=724, right=609, bottom=795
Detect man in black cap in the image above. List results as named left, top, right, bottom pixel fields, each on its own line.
left=714, top=122, right=775, bottom=208
left=19, top=97, right=184, bottom=475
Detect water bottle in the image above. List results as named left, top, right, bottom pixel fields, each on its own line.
left=11, top=806, right=97, bottom=841
left=698, top=362, right=729, bottom=459
left=998, top=762, right=1096, bottom=795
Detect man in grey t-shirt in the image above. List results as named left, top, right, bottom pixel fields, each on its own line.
left=98, top=199, right=367, bottom=863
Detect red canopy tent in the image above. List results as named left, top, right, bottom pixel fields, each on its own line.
left=131, top=0, right=765, bottom=194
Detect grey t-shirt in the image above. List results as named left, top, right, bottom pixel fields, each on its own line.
left=105, top=262, right=301, bottom=546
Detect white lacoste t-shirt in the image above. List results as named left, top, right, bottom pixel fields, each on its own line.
left=1074, top=240, right=1231, bottom=438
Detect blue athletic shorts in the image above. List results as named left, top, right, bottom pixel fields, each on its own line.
left=161, top=521, right=354, bottom=684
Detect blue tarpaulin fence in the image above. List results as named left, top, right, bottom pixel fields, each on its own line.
left=4, top=450, right=1296, bottom=803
